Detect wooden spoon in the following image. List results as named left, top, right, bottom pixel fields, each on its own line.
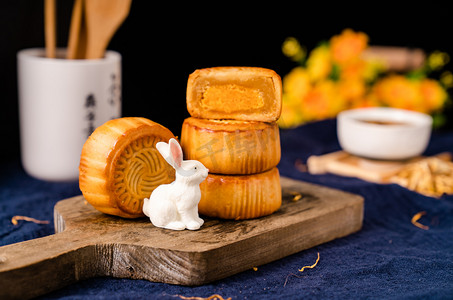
left=44, top=0, right=56, bottom=58
left=84, top=0, right=132, bottom=59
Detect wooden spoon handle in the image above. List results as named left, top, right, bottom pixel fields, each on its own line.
left=44, top=0, right=56, bottom=58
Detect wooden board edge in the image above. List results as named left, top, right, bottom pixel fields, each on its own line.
left=174, top=195, right=363, bottom=285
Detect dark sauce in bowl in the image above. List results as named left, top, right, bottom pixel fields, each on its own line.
left=357, top=119, right=410, bottom=126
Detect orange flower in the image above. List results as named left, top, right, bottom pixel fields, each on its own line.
left=337, top=79, right=367, bottom=105
left=330, top=29, right=368, bottom=65
left=419, top=78, right=448, bottom=112
left=278, top=94, right=305, bottom=128
left=280, top=68, right=311, bottom=128
left=300, top=80, right=346, bottom=121
left=339, top=59, right=367, bottom=80
left=372, top=75, right=423, bottom=111
left=283, top=67, right=311, bottom=101
left=351, top=93, right=381, bottom=109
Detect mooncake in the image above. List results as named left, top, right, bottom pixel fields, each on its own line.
left=181, top=117, right=280, bottom=175
left=186, top=67, right=282, bottom=122
left=198, top=167, right=282, bottom=220
left=79, top=117, right=176, bottom=218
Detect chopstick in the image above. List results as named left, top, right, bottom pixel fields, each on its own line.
left=44, top=0, right=57, bottom=58
left=66, top=0, right=85, bottom=59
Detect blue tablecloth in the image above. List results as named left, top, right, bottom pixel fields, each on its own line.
left=1, top=119, right=452, bottom=299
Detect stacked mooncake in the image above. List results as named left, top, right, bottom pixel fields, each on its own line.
left=181, top=67, right=283, bottom=220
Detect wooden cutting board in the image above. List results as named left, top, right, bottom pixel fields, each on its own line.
left=307, top=151, right=452, bottom=183
left=0, top=176, right=363, bottom=299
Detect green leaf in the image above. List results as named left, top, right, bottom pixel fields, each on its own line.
left=329, top=64, right=341, bottom=81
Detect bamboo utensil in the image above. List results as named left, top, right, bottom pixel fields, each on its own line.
left=84, top=0, right=132, bottom=59
left=66, top=0, right=85, bottom=59
left=44, top=0, right=56, bottom=58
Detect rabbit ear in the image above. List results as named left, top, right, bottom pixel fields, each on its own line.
left=169, top=138, right=183, bottom=169
left=156, top=140, right=174, bottom=168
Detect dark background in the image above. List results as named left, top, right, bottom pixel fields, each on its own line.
left=2, top=1, right=453, bottom=164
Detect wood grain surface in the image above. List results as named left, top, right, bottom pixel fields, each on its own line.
left=307, top=151, right=452, bottom=183
left=0, top=176, right=364, bottom=299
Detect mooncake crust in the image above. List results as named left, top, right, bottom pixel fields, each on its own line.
left=79, top=117, right=176, bottom=218
left=198, top=167, right=282, bottom=220
left=180, top=117, right=281, bottom=175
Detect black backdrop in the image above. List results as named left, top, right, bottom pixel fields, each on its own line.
left=2, top=1, right=453, bottom=163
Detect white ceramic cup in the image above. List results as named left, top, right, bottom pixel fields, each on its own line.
left=337, top=107, right=432, bottom=160
left=17, top=48, right=122, bottom=181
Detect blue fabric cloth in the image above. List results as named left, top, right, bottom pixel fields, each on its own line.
left=1, top=119, right=452, bottom=299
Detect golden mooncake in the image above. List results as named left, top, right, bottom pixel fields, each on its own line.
left=180, top=117, right=281, bottom=175
left=79, top=117, right=176, bottom=218
left=186, top=67, right=282, bottom=122
left=198, top=167, right=282, bottom=220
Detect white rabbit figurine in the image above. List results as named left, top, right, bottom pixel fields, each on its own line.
left=143, top=138, right=209, bottom=230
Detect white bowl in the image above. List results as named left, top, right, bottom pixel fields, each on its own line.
left=337, top=107, right=433, bottom=160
